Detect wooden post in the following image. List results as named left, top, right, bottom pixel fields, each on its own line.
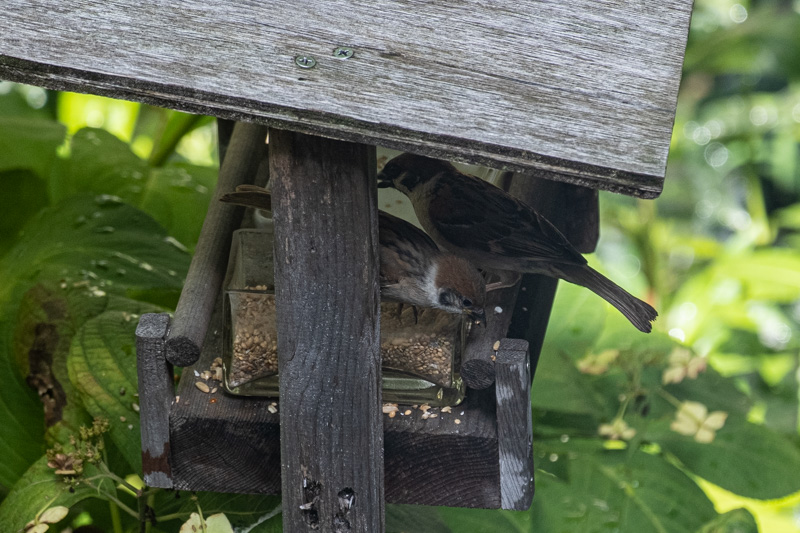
left=165, top=121, right=268, bottom=367
left=270, top=130, right=383, bottom=533
left=507, top=178, right=599, bottom=379
left=135, top=313, right=173, bottom=488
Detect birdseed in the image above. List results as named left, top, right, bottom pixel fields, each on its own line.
left=226, top=295, right=461, bottom=389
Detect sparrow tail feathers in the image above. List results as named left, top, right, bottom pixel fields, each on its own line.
left=556, top=264, right=657, bottom=333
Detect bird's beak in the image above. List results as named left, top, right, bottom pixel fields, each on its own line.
left=467, top=308, right=487, bottom=328
left=376, top=172, right=394, bottom=189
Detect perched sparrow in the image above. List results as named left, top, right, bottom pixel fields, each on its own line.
left=377, top=153, right=658, bottom=333
left=220, top=185, right=487, bottom=322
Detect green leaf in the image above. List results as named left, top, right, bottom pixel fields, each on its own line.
left=0, top=455, right=108, bottom=532
left=532, top=349, right=615, bottom=417
left=544, top=282, right=608, bottom=358
left=386, top=505, right=452, bottom=533
left=153, top=493, right=282, bottom=532
left=697, top=508, right=758, bottom=533
left=68, top=304, right=161, bottom=471
left=0, top=196, right=188, bottom=488
left=436, top=507, right=524, bottom=533
left=530, top=448, right=718, bottom=533
left=50, top=128, right=215, bottom=250
left=0, top=170, right=49, bottom=257
left=656, top=416, right=800, bottom=500
left=138, top=164, right=216, bottom=251
left=0, top=117, right=65, bottom=178
left=49, top=128, right=148, bottom=204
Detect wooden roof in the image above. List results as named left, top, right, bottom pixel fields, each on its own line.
left=0, top=0, right=693, bottom=197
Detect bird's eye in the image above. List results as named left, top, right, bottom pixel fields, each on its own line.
left=462, top=298, right=473, bottom=307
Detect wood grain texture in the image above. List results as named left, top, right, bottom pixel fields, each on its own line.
left=495, top=339, right=534, bottom=511
left=0, top=0, right=693, bottom=197
left=461, top=280, right=521, bottom=390
left=135, top=313, right=174, bottom=488
left=165, top=122, right=268, bottom=367
left=270, top=130, right=384, bottom=533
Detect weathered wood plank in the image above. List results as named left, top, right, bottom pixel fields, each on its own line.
left=270, top=130, right=383, bottom=533
left=164, top=122, right=268, bottom=367
left=0, top=0, right=692, bottom=197
left=135, top=313, right=173, bottom=488
left=495, top=339, right=534, bottom=511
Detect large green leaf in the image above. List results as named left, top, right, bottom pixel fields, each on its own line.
left=68, top=303, right=161, bottom=471
left=532, top=349, right=616, bottom=417
left=153, top=492, right=282, bottom=532
left=655, top=416, right=800, bottom=500
left=544, top=282, right=608, bottom=358
left=0, top=196, right=189, bottom=489
left=697, top=508, right=758, bottom=533
left=0, top=116, right=65, bottom=178
left=0, top=170, right=49, bottom=257
left=50, top=128, right=216, bottom=250
left=0, top=455, right=109, bottom=532
left=530, top=448, right=718, bottom=533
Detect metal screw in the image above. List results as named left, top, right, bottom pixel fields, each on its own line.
left=333, top=47, right=354, bottom=59
left=294, top=55, right=317, bottom=69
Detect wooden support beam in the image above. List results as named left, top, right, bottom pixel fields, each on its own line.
left=135, top=313, right=173, bottom=488
left=270, top=130, right=383, bottom=533
left=507, top=178, right=599, bottom=380
left=165, top=122, right=268, bottom=367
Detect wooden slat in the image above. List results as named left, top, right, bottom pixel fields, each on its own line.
left=0, top=0, right=692, bottom=197
left=135, top=313, right=173, bottom=488
left=495, top=339, right=534, bottom=510
left=270, top=130, right=383, bottom=533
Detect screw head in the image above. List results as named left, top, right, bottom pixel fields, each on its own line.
left=333, top=47, right=354, bottom=59
left=294, top=55, right=317, bottom=69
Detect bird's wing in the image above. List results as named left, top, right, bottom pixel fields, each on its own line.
left=378, top=211, right=439, bottom=284
left=427, top=171, right=586, bottom=265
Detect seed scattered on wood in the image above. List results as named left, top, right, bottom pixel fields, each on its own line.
left=210, top=387, right=218, bottom=394
left=455, top=419, right=461, bottom=424
left=441, top=406, right=452, bottom=413
left=404, top=409, right=412, bottom=415
left=195, top=381, right=210, bottom=393
left=382, top=403, right=399, bottom=414
left=493, top=340, right=501, bottom=351
left=267, top=404, right=278, bottom=414
left=210, top=398, right=217, bottom=404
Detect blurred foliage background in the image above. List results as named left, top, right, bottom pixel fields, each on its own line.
left=1, top=0, right=800, bottom=531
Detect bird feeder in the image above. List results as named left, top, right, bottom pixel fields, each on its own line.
left=1, top=0, right=694, bottom=529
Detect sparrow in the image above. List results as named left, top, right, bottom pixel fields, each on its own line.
left=377, top=153, right=658, bottom=333
left=220, top=185, right=487, bottom=323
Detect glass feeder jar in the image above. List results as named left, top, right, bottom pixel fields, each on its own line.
left=222, top=225, right=467, bottom=406
left=222, top=227, right=280, bottom=396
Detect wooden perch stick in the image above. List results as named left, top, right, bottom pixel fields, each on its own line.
left=165, top=121, right=268, bottom=367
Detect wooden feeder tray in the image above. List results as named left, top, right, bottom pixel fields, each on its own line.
left=137, top=307, right=533, bottom=509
